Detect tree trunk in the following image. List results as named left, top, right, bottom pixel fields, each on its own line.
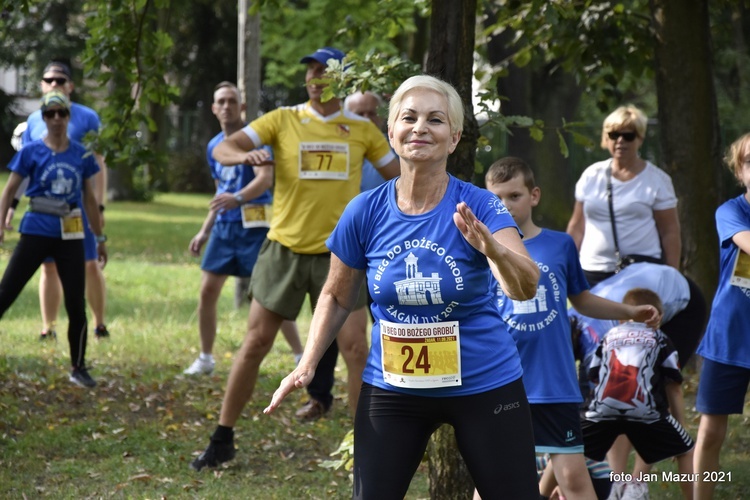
left=485, top=7, right=583, bottom=231
left=427, top=426, right=473, bottom=500
left=424, top=1, right=477, bottom=498
left=238, top=0, right=261, bottom=120
left=426, top=0, right=478, bottom=182
left=650, top=0, right=721, bottom=299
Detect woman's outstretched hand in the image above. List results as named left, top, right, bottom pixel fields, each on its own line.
left=453, top=202, right=498, bottom=258
left=263, top=362, right=316, bottom=415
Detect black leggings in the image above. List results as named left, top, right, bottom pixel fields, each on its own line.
left=352, top=379, right=538, bottom=500
left=0, top=234, right=88, bottom=368
left=660, top=276, right=707, bottom=368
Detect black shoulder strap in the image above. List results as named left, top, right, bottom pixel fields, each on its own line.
left=606, top=163, right=621, bottom=262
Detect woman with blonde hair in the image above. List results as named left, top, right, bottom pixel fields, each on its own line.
left=265, top=75, right=541, bottom=499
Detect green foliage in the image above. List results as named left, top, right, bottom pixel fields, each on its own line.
left=482, top=0, right=654, bottom=112
left=255, top=0, right=429, bottom=90
left=320, top=429, right=355, bottom=476
left=81, top=0, right=179, bottom=194
left=318, top=51, right=421, bottom=102
left=0, top=0, right=87, bottom=82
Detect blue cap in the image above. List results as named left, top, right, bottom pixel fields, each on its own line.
left=299, top=47, right=345, bottom=66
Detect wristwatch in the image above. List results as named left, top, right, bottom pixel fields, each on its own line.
left=234, top=193, right=244, bottom=205
left=95, top=234, right=107, bottom=244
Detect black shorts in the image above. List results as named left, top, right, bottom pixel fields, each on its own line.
left=581, top=415, right=694, bottom=464
left=529, top=403, right=584, bottom=454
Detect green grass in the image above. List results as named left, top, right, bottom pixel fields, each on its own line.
left=0, top=185, right=431, bottom=499
left=0, top=182, right=748, bottom=498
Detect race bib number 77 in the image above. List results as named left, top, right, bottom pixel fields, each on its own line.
left=380, top=320, right=461, bottom=389
left=298, top=142, right=349, bottom=180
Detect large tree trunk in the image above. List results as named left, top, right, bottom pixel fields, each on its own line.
left=424, top=1, right=477, bottom=498
left=650, top=0, right=722, bottom=299
left=426, top=0, right=478, bottom=183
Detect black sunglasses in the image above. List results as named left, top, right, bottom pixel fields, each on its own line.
left=42, top=109, right=70, bottom=119
left=42, top=77, right=68, bottom=85
left=607, top=131, right=637, bottom=142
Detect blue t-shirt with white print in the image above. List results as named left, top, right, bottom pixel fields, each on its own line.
left=698, top=195, right=750, bottom=368
left=8, top=138, right=99, bottom=238
left=206, top=130, right=272, bottom=224
left=494, top=229, right=588, bottom=403
left=327, top=174, right=524, bottom=397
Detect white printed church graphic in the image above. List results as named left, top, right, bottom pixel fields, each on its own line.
left=394, top=252, right=444, bottom=305
left=511, top=285, right=548, bottom=314
left=50, top=168, right=73, bottom=195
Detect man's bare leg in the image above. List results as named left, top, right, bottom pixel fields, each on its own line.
left=280, top=319, right=304, bottom=363
left=39, top=261, right=63, bottom=337
left=219, top=299, right=284, bottom=427
left=85, top=260, right=108, bottom=336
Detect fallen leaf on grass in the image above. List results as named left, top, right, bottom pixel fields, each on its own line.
left=129, top=403, right=140, bottom=412
left=128, top=473, right=152, bottom=482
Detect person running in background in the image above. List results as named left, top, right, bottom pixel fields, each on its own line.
left=311, top=90, right=391, bottom=387
left=480, top=157, right=659, bottom=500
left=8, top=59, right=110, bottom=341
left=582, top=288, right=694, bottom=500
left=183, top=81, right=302, bottom=376
left=0, top=90, right=106, bottom=388
left=693, top=132, right=750, bottom=500
left=189, top=46, right=399, bottom=471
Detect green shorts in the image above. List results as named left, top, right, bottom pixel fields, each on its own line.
left=250, top=239, right=366, bottom=320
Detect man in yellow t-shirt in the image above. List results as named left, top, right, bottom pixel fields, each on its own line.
left=191, top=47, right=400, bottom=471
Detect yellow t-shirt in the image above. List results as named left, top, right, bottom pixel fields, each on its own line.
left=243, top=102, right=396, bottom=254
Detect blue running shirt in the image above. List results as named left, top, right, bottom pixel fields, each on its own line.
left=327, top=175, right=524, bottom=397
left=697, top=195, right=750, bottom=368
left=206, top=131, right=272, bottom=224
left=8, top=139, right=99, bottom=238
left=494, top=229, right=588, bottom=403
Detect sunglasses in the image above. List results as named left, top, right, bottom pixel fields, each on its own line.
left=607, top=131, right=637, bottom=142
left=42, top=77, right=68, bottom=85
left=42, top=109, right=70, bottom=119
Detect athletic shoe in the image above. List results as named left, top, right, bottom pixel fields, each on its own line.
left=39, top=329, right=57, bottom=341
left=608, top=481, right=627, bottom=500
left=70, top=366, right=97, bottom=388
left=183, top=357, right=215, bottom=375
left=294, top=399, right=329, bottom=421
left=621, top=482, right=649, bottom=500
left=94, top=325, right=110, bottom=339
left=190, top=439, right=236, bottom=471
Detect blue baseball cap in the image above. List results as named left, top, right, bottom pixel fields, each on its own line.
left=299, top=47, right=345, bottom=66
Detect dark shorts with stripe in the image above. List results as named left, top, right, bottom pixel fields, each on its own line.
left=582, top=414, right=694, bottom=464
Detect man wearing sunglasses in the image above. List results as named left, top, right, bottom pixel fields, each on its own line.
left=9, top=59, right=111, bottom=343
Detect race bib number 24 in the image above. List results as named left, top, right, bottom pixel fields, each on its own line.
left=380, top=320, right=461, bottom=389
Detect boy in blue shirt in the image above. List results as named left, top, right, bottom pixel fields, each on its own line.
left=483, top=157, right=659, bottom=500
left=694, top=132, right=750, bottom=499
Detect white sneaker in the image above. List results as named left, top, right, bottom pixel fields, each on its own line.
left=621, top=481, right=649, bottom=500
left=608, top=481, right=627, bottom=500
left=183, top=356, right=215, bottom=375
